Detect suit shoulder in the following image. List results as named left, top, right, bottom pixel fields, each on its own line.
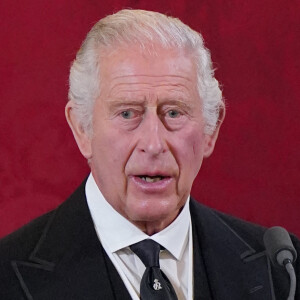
left=190, top=199, right=267, bottom=234
left=0, top=179, right=87, bottom=262
left=212, top=207, right=267, bottom=243
left=210, top=204, right=300, bottom=248
left=190, top=198, right=300, bottom=252
left=0, top=210, right=54, bottom=261
left=0, top=210, right=55, bottom=298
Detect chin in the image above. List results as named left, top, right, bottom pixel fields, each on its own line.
left=125, top=198, right=180, bottom=225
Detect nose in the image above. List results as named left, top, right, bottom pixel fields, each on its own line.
left=137, top=108, right=167, bottom=156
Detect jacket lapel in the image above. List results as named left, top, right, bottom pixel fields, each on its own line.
left=190, top=199, right=276, bottom=300
left=11, top=181, right=131, bottom=300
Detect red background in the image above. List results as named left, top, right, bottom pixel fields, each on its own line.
left=1, top=0, right=299, bottom=238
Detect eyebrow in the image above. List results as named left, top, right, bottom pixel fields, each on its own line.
left=106, top=96, right=192, bottom=105
left=106, top=97, right=195, bottom=113
left=106, top=99, right=146, bottom=109
left=158, top=99, right=192, bottom=109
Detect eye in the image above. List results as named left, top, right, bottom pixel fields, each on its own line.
left=120, top=110, right=134, bottom=119
left=161, top=107, right=188, bottom=131
left=167, top=110, right=180, bottom=118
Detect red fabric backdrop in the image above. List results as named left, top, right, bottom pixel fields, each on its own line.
left=0, top=0, right=299, bottom=238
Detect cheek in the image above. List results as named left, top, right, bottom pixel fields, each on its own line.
left=177, top=127, right=205, bottom=177
left=91, top=126, right=135, bottom=169
left=90, top=128, right=133, bottom=198
left=191, top=134, right=205, bottom=161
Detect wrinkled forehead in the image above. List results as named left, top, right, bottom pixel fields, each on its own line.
left=94, top=43, right=201, bottom=108
left=98, top=43, right=197, bottom=84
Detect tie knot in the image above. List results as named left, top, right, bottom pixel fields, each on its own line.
left=130, top=239, right=161, bottom=267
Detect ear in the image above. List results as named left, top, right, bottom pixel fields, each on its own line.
left=65, top=101, right=92, bottom=159
left=203, top=103, right=225, bottom=158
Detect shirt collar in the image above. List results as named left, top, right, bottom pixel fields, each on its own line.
left=86, top=173, right=190, bottom=260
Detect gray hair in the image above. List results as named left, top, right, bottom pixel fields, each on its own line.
left=68, top=9, right=223, bottom=135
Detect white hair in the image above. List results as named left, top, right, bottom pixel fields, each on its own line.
left=68, top=9, right=223, bottom=134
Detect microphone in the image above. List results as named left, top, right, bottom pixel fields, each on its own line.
left=263, top=226, right=297, bottom=300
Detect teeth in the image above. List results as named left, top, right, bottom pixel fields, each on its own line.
left=141, top=176, right=163, bottom=183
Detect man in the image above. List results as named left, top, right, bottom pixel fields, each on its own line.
left=0, top=9, right=299, bottom=300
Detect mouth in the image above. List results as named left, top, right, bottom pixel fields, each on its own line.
left=129, top=174, right=173, bottom=192
left=138, top=175, right=166, bottom=183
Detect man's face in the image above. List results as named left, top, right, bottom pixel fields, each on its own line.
left=68, top=44, right=220, bottom=233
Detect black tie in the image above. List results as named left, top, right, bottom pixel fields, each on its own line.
left=130, top=239, right=178, bottom=300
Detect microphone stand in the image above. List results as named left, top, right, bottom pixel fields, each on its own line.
left=263, top=226, right=297, bottom=300
left=284, top=259, right=296, bottom=300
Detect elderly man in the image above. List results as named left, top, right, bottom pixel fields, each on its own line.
left=0, top=9, right=299, bottom=300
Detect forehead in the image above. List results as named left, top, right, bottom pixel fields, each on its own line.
left=98, top=44, right=198, bottom=99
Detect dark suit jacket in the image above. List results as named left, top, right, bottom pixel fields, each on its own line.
left=0, top=180, right=299, bottom=299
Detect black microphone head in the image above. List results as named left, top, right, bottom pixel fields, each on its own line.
left=263, top=226, right=297, bottom=268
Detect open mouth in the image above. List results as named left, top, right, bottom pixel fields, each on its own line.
left=138, top=175, right=166, bottom=183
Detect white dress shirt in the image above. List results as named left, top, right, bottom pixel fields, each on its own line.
left=85, top=174, right=193, bottom=299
